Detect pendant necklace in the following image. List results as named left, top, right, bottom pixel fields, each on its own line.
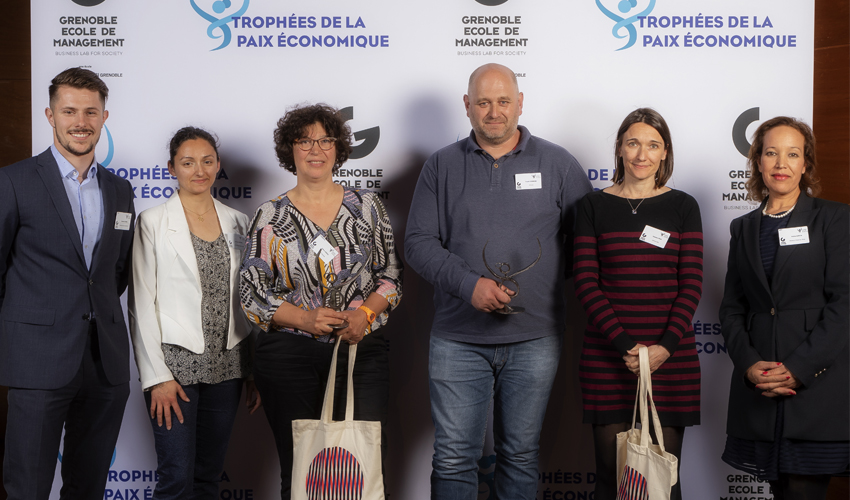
left=626, top=198, right=646, bottom=215
left=183, top=205, right=214, bottom=222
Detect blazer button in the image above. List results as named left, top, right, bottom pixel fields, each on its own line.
left=88, top=279, right=94, bottom=285
left=770, top=308, right=775, bottom=315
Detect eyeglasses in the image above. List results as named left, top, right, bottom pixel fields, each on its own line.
left=294, top=137, right=336, bottom=151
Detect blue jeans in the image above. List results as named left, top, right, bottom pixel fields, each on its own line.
left=429, top=334, right=562, bottom=500
left=144, top=379, right=242, bottom=500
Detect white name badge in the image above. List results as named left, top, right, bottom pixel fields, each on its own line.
left=515, top=173, right=542, bottom=190
left=226, top=233, right=247, bottom=251
left=114, top=212, right=132, bottom=230
left=778, top=226, right=810, bottom=246
left=309, top=235, right=339, bottom=262
left=639, top=225, right=670, bottom=249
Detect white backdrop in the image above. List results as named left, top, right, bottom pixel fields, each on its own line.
left=31, top=0, right=813, bottom=498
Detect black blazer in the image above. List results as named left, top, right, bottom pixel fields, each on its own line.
left=0, top=149, right=135, bottom=389
left=719, top=192, right=849, bottom=442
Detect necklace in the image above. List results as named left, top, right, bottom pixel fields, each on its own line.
left=762, top=203, right=797, bottom=219
left=183, top=204, right=214, bottom=222
left=626, top=198, right=646, bottom=215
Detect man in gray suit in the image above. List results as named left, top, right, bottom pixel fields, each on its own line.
left=0, top=67, right=135, bottom=499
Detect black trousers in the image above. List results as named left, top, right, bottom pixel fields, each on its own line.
left=3, top=322, right=130, bottom=500
left=253, top=331, right=389, bottom=500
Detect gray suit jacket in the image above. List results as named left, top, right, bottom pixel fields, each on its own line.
left=0, top=148, right=135, bottom=389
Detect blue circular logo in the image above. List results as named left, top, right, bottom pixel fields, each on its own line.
left=475, top=0, right=509, bottom=5
left=71, top=0, right=108, bottom=6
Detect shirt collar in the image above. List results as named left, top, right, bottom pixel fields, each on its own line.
left=51, top=144, right=98, bottom=181
left=465, top=125, right=531, bottom=157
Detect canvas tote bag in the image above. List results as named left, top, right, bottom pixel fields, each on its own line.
left=291, top=341, right=384, bottom=500
left=615, top=345, right=678, bottom=500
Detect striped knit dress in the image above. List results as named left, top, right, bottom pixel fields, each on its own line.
left=574, top=189, right=703, bottom=427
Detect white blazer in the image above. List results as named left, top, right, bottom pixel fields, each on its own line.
left=129, top=195, right=251, bottom=390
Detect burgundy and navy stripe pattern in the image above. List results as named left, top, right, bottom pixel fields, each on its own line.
left=617, top=465, right=649, bottom=500
left=305, top=447, right=364, bottom=499
left=574, top=190, right=703, bottom=427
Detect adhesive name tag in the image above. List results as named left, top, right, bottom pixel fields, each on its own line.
left=515, top=173, right=542, bottom=190
left=639, top=225, right=670, bottom=248
left=226, top=233, right=247, bottom=251
left=778, top=226, right=810, bottom=246
left=114, top=212, right=132, bottom=230
left=309, top=235, right=339, bottom=261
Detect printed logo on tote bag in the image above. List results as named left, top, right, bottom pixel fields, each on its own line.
left=305, top=446, right=364, bottom=499
left=617, top=465, right=649, bottom=500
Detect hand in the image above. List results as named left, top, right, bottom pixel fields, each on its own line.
left=471, top=278, right=514, bottom=313
left=245, top=380, right=262, bottom=415
left=336, top=308, right=370, bottom=345
left=624, top=344, right=671, bottom=375
left=300, top=307, right=347, bottom=336
left=747, top=362, right=801, bottom=397
left=149, top=380, right=190, bottom=430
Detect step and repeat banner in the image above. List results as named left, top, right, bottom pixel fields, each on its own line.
left=32, top=0, right=812, bottom=498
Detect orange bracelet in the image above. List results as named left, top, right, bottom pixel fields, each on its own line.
left=358, top=305, right=377, bottom=323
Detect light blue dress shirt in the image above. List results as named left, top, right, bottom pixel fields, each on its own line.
left=51, top=145, right=104, bottom=270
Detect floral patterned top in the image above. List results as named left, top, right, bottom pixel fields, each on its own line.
left=240, top=188, right=403, bottom=342
left=163, top=233, right=250, bottom=384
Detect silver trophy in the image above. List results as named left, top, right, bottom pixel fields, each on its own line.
left=323, top=246, right=372, bottom=329
left=482, top=238, right=542, bottom=314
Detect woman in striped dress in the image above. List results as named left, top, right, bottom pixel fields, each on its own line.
left=574, top=108, right=703, bottom=500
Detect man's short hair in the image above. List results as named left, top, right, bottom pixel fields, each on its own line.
left=48, top=67, right=109, bottom=108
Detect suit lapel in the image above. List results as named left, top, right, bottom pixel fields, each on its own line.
left=166, top=195, right=201, bottom=290
left=92, top=170, right=117, bottom=269
left=35, top=150, right=86, bottom=268
left=742, top=205, right=772, bottom=296
left=772, top=192, right=815, bottom=279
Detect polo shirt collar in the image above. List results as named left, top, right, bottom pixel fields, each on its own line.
left=465, top=125, right=531, bottom=156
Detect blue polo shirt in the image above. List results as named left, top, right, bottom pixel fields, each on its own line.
left=405, top=126, right=592, bottom=344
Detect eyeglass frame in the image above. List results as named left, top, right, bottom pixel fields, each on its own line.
left=293, top=136, right=337, bottom=151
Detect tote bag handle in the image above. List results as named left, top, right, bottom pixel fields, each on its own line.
left=320, top=340, right=357, bottom=424
left=629, top=345, right=667, bottom=451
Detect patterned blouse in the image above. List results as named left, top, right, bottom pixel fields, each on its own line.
left=163, top=233, right=250, bottom=385
left=240, top=188, right=403, bottom=342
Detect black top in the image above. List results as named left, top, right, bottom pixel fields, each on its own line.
left=759, top=213, right=791, bottom=283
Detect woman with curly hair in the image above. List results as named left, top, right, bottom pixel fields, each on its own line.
left=239, top=104, right=403, bottom=499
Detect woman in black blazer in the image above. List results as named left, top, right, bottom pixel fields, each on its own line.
left=719, top=116, right=849, bottom=499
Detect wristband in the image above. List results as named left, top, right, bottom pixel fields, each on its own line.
left=358, top=305, right=377, bottom=323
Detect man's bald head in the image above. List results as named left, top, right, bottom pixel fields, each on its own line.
left=463, top=63, right=524, bottom=151
left=468, top=63, right=519, bottom=95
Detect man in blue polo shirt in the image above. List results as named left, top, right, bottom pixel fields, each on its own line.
left=405, top=63, right=592, bottom=499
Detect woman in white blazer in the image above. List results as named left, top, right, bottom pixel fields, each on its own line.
left=129, top=127, right=260, bottom=500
